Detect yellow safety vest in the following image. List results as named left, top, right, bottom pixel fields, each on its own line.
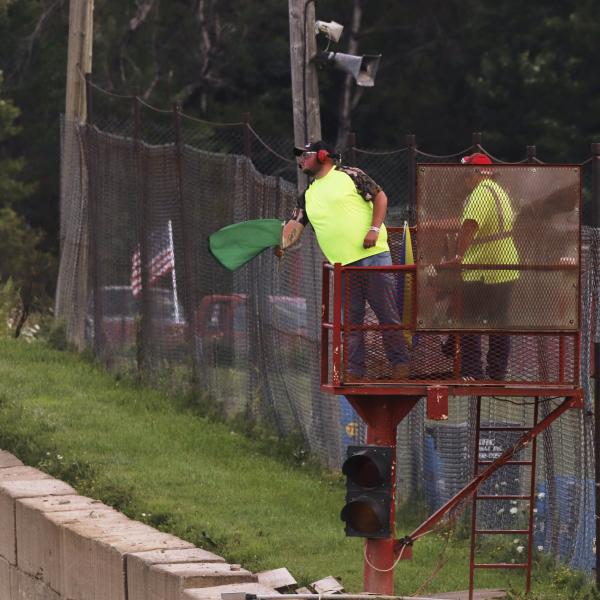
left=462, top=179, right=519, bottom=284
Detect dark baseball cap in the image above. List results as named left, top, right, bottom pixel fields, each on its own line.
left=293, top=140, right=339, bottom=158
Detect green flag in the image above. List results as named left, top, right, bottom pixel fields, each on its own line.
left=208, top=219, right=283, bottom=271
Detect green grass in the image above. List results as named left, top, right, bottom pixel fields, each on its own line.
left=0, top=337, right=598, bottom=598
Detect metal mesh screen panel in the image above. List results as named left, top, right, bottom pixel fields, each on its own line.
left=417, top=164, right=580, bottom=331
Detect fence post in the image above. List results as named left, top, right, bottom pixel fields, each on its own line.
left=406, top=134, right=416, bottom=221
left=84, top=74, right=93, bottom=125
left=526, top=145, right=536, bottom=163
left=347, top=132, right=356, bottom=167
left=85, top=76, right=103, bottom=359
left=592, top=141, right=600, bottom=590
left=173, top=104, right=200, bottom=388
left=133, top=96, right=150, bottom=374
left=472, top=132, right=482, bottom=152
left=243, top=112, right=252, bottom=159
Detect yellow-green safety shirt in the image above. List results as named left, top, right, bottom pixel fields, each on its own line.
left=304, top=166, right=389, bottom=265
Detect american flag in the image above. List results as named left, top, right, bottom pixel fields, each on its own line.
left=131, top=220, right=175, bottom=297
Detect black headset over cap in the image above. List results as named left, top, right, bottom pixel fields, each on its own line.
left=293, top=140, right=341, bottom=161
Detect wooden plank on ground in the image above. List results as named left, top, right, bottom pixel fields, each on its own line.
left=257, top=568, right=297, bottom=591
left=310, top=576, right=344, bottom=594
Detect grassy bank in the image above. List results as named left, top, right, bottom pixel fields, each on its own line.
left=0, top=337, right=597, bottom=598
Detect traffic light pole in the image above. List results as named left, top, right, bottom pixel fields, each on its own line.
left=346, top=395, right=420, bottom=594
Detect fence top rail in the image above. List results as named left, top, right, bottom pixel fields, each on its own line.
left=83, top=75, right=600, bottom=169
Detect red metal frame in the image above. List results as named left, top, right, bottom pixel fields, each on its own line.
left=321, top=255, right=581, bottom=394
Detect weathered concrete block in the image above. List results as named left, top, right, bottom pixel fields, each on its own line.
left=8, top=565, right=61, bottom=600
left=0, top=479, right=75, bottom=498
left=0, top=451, right=23, bottom=469
left=17, top=493, right=107, bottom=514
left=129, top=547, right=225, bottom=566
left=0, top=466, right=51, bottom=482
left=95, top=532, right=197, bottom=600
left=0, top=555, right=10, bottom=600
left=0, top=478, right=75, bottom=565
left=183, top=582, right=280, bottom=600
left=127, top=548, right=225, bottom=600
left=54, top=511, right=133, bottom=598
left=16, top=497, right=118, bottom=593
left=62, top=518, right=194, bottom=600
left=145, top=562, right=256, bottom=600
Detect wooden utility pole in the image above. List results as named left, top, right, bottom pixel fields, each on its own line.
left=288, top=0, right=322, bottom=192
left=65, top=0, right=94, bottom=122
left=56, top=0, right=94, bottom=346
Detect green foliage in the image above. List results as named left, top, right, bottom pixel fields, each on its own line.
left=0, top=206, right=42, bottom=279
left=44, top=316, right=69, bottom=351
left=0, top=278, right=20, bottom=337
left=0, top=72, right=55, bottom=337
left=0, top=71, right=35, bottom=207
left=0, top=392, right=53, bottom=464
left=0, top=204, right=56, bottom=336
left=505, top=554, right=600, bottom=599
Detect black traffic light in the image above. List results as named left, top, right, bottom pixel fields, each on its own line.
left=340, top=445, right=394, bottom=538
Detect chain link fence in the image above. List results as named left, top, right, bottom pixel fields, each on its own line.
left=56, top=82, right=600, bottom=577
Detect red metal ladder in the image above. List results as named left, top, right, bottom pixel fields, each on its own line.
left=468, top=396, right=539, bottom=599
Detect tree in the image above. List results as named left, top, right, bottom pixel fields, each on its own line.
left=0, top=71, right=55, bottom=335
left=0, top=71, right=35, bottom=207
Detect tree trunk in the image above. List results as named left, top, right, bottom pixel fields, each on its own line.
left=14, top=307, right=29, bottom=339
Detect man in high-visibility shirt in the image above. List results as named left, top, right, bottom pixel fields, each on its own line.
left=444, top=152, right=519, bottom=380
left=279, top=140, right=410, bottom=382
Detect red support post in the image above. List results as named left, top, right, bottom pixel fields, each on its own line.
left=346, top=395, right=420, bottom=594
left=321, top=263, right=330, bottom=386
left=332, top=263, right=342, bottom=385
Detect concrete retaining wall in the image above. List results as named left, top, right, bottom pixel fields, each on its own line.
left=0, top=450, right=279, bottom=600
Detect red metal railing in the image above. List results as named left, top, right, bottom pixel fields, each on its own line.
left=320, top=228, right=581, bottom=397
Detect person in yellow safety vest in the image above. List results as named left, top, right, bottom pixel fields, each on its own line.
left=442, top=152, right=520, bottom=380
left=278, top=140, right=410, bottom=382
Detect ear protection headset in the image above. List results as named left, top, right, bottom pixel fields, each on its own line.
left=316, top=149, right=341, bottom=164
left=317, top=149, right=329, bottom=164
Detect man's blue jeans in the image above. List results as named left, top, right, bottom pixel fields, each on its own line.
left=343, top=251, right=409, bottom=377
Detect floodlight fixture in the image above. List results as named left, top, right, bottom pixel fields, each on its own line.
left=314, top=20, right=344, bottom=43
left=315, top=51, right=382, bottom=87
